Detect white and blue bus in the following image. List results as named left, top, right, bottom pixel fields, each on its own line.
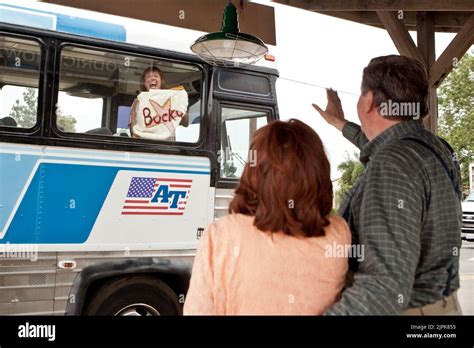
left=0, top=1, right=279, bottom=315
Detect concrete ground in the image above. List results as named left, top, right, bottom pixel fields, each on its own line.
left=459, top=241, right=474, bottom=315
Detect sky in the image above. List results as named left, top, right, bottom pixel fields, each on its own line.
left=0, top=0, right=458, bottom=181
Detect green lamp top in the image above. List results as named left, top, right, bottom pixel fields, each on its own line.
left=221, top=2, right=239, bottom=34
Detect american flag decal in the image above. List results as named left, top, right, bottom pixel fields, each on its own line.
left=122, top=177, right=192, bottom=215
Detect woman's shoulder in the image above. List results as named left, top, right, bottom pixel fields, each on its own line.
left=211, top=213, right=254, bottom=234
left=324, top=214, right=351, bottom=243
left=207, top=213, right=253, bottom=238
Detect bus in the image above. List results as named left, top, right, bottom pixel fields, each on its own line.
left=0, top=1, right=279, bottom=315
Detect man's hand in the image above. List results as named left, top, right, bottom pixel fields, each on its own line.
left=312, top=88, right=347, bottom=131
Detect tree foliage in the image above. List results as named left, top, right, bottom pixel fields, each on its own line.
left=8, top=87, right=37, bottom=128
left=56, top=114, right=77, bottom=133
left=8, top=87, right=76, bottom=132
left=335, top=152, right=364, bottom=208
left=438, top=51, right=474, bottom=195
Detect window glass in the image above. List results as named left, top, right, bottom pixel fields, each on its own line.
left=220, top=107, right=268, bottom=178
left=0, top=36, right=41, bottom=128
left=58, top=45, right=202, bottom=142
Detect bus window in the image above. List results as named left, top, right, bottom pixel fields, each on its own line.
left=55, top=94, right=103, bottom=133
left=57, top=45, right=203, bottom=142
left=220, top=107, right=268, bottom=178
left=0, top=36, right=41, bottom=129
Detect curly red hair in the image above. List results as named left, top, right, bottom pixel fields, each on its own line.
left=229, top=119, right=333, bottom=237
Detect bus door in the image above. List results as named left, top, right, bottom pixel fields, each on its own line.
left=211, top=68, right=279, bottom=219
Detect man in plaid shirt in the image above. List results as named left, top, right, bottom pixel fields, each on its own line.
left=313, top=55, right=463, bottom=315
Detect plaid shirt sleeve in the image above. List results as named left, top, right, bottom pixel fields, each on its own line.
left=342, top=121, right=369, bottom=150
left=326, top=159, right=424, bottom=315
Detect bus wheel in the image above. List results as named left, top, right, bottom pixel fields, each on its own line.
left=84, top=275, right=180, bottom=316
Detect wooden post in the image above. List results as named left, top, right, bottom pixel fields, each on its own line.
left=429, top=14, right=474, bottom=88
left=416, top=12, right=437, bottom=133
left=376, top=11, right=425, bottom=63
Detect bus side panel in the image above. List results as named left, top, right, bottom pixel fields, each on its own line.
left=0, top=253, right=57, bottom=315
left=0, top=142, right=212, bottom=252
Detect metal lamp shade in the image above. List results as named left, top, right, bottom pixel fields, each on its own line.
left=190, top=2, right=268, bottom=67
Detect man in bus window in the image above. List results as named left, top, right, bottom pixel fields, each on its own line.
left=129, top=66, right=189, bottom=141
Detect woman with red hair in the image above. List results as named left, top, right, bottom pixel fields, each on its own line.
left=184, top=119, right=351, bottom=315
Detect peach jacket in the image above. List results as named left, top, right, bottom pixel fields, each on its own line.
left=184, top=213, right=351, bottom=315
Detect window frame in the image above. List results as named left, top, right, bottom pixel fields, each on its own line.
left=0, top=31, right=46, bottom=135
left=216, top=100, right=276, bottom=188
left=51, top=42, right=207, bottom=150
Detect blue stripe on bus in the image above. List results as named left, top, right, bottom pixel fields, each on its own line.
left=0, top=151, right=211, bottom=170
left=0, top=162, right=210, bottom=244
left=0, top=144, right=211, bottom=165
left=0, top=5, right=55, bottom=30
left=50, top=156, right=211, bottom=170
left=49, top=150, right=209, bottom=164
left=56, top=14, right=126, bottom=42
left=0, top=4, right=126, bottom=42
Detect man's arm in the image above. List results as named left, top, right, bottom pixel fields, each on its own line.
left=342, top=122, right=369, bottom=150
left=180, top=112, right=190, bottom=127
left=128, top=99, right=138, bottom=137
left=313, top=88, right=367, bottom=150
left=326, top=160, right=423, bottom=315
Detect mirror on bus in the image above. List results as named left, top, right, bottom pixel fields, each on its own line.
left=0, top=35, right=41, bottom=129
left=220, top=107, right=268, bottom=178
left=57, top=45, right=203, bottom=143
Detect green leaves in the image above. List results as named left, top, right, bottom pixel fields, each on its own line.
left=335, top=152, right=363, bottom=208
left=438, top=51, right=474, bottom=196
left=8, top=87, right=76, bottom=132
left=8, top=87, right=37, bottom=128
left=57, top=114, right=77, bottom=133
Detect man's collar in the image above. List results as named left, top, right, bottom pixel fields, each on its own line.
left=359, top=120, right=425, bottom=164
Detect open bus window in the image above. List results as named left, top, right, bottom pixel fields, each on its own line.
left=57, top=45, right=202, bottom=143
left=220, top=107, right=268, bottom=178
left=0, top=36, right=41, bottom=129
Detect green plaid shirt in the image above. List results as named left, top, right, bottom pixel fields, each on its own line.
left=326, top=120, right=462, bottom=315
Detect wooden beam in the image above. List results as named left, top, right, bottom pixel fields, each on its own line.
left=273, top=0, right=474, bottom=11
left=429, top=13, right=474, bottom=88
left=376, top=11, right=425, bottom=63
left=316, top=11, right=472, bottom=33
left=42, top=0, right=277, bottom=45
left=417, top=12, right=437, bottom=132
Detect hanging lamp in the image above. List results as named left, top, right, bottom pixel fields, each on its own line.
left=190, top=1, right=268, bottom=67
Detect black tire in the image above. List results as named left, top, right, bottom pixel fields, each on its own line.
left=84, top=275, right=181, bottom=316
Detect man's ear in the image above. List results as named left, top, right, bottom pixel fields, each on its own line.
left=364, top=90, right=377, bottom=114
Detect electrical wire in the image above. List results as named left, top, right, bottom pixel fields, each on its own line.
left=278, top=76, right=360, bottom=97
